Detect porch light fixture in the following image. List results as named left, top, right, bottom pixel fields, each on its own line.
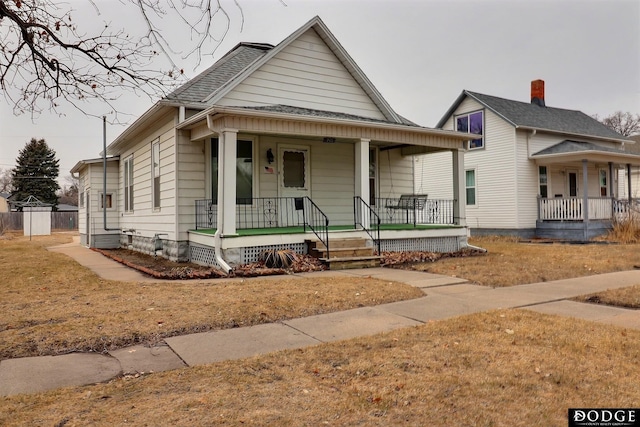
left=323, top=137, right=336, bottom=143
left=266, top=148, right=274, bottom=164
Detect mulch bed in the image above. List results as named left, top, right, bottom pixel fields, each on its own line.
left=93, top=248, right=327, bottom=280
left=92, top=246, right=486, bottom=280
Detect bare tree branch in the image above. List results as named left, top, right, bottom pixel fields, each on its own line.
left=595, top=111, right=640, bottom=137
left=0, top=0, right=248, bottom=119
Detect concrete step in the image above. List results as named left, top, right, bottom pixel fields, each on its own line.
left=321, top=255, right=382, bottom=270
left=311, top=246, right=375, bottom=258
left=307, top=237, right=368, bottom=251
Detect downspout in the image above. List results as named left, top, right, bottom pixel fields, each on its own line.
left=206, top=113, right=232, bottom=274
left=103, top=116, right=119, bottom=231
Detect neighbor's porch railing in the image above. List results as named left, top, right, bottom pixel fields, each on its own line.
left=195, top=197, right=329, bottom=257
left=371, top=197, right=455, bottom=226
left=538, top=197, right=614, bottom=221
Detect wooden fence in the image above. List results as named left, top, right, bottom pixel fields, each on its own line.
left=0, top=211, right=78, bottom=231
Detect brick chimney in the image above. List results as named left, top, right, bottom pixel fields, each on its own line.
left=531, top=79, right=545, bottom=107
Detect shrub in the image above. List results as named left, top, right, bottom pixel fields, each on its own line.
left=259, top=248, right=297, bottom=268
left=608, top=213, right=640, bottom=243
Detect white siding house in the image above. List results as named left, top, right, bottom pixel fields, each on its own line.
left=72, top=16, right=476, bottom=270
left=416, top=81, right=640, bottom=240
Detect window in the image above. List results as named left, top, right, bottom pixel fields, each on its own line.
left=283, top=151, right=305, bottom=187
left=599, top=169, right=608, bottom=196
left=79, top=191, right=85, bottom=208
left=152, top=140, right=160, bottom=209
left=539, top=166, right=548, bottom=198
left=456, top=111, right=484, bottom=149
left=124, top=156, right=134, bottom=212
left=211, top=138, right=253, bottom=204
left=465, top=169, right=476, bottom=205
left=100, top=193, right=113, bottom=209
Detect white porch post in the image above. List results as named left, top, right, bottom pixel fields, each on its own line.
left=355, top=138, right=370, bottom=228
left=452, top=149, right=466, bottom=227
left=220, top=129, right=238, bottom=236
left=608, top=162, right=614, bottom=199
left=627, top=163, right=632, bottom=202
left=582, top=159, right=589, bottom=240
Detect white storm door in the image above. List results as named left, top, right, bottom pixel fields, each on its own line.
left=278, top=146, right=310, bottom=227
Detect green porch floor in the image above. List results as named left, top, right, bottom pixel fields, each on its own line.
left=191, top=223, right=457, bottom=237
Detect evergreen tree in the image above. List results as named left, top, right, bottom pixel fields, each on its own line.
left=11, top=138, right=60, bottom=208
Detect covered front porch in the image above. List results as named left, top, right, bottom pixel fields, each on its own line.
left=532, top=140, right=640, bottom=240
left=178, top=105, right=474, bottom=271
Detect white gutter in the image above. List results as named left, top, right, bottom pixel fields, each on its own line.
left=205, top=116, right=232, bottom=274
left=516, top=125, right=631, bottom=145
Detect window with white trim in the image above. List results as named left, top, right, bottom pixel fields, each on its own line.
left=539, top=166, right=548, bottom=198
left=211, top=138, right=254, bottom=204
left=599, top=169, right=608, bottom=196
left=466, top=169, right=476, bottom=205
left=456, top=111, right=484, bottom=149
left=124, top=156, right=134, bottom=212
left=99, top=192, right=113, bottom=209
left=152, top=140, right=160, bottom=209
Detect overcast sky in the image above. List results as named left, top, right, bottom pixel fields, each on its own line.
left=1, top=0, right=638, bottom=182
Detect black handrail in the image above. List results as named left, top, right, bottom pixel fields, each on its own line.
left=354, top=196, right=380, bottom=254
left=302, top=197, right=330, bottom=259
left=195, top=197, right=330, bottom=257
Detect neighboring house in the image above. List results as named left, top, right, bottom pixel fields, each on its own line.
left=71, top=16, right=476, bottom=271
left=0, top=193, right=9, bottom=213
left=415, top=80, right=639, bottom=240
left=619, top=134, right=640, bottom=198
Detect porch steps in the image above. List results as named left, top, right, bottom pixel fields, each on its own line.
left=307, top=238, right=381, bottom=270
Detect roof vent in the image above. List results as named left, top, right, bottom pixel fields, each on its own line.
left=531, top=79, right=545, bottom=107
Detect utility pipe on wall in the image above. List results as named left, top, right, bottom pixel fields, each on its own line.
left=103, top=116, right=120, bottom=232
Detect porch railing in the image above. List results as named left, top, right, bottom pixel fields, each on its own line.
left=538, top=197, right=614, bottom=221
left=354, top=196, right=380, bottom=254
left=372, top=197, right=455, bottom=226
left=195, top=197, right=330, bottom=257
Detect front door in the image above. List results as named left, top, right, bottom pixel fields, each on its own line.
left=567, top=171, right=578, bottom=197
left=278, top=145, right=310, bottom=227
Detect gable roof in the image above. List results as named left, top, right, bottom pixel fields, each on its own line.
left=162, top=42, right=273, bottom=108
left=437, top=90, right=630, bottom=143
left=161, top=16, right=402, bottom=123
left=106, top=16, right=407, bottom=155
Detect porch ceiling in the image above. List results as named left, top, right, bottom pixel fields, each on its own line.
left=180, top=105, right=472, bottom=151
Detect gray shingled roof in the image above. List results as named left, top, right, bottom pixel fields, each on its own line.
left=532, top=140, right=636, bottom=157
left=438, top=90, right=629, bottom=142
left=623, top=135, right=640, bottom=154
left=163, top=43, right=273, bottom=106
left=236, top=105, right=420, bottom=126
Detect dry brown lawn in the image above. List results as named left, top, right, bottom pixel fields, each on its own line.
left=0, top=233, right=423, bottom=359
left=416, top=236, right=640, bottom=287
left=2, top=310, right=639, bottom=426
left=3, top=232, right=640, bottom=425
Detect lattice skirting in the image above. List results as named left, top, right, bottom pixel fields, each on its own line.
left=189, top=244, right=220, bottom=268
left=380, top=236, right=464, bottom=253
left=240, top=242, right=307, bottom=265
left=188, top=242, right=307, bottom=267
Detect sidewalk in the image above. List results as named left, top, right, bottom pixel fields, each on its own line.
left=1, top=242, right=639, bottom=397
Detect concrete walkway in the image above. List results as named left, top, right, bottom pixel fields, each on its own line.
left=1, top=241, right=639, bottom=397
